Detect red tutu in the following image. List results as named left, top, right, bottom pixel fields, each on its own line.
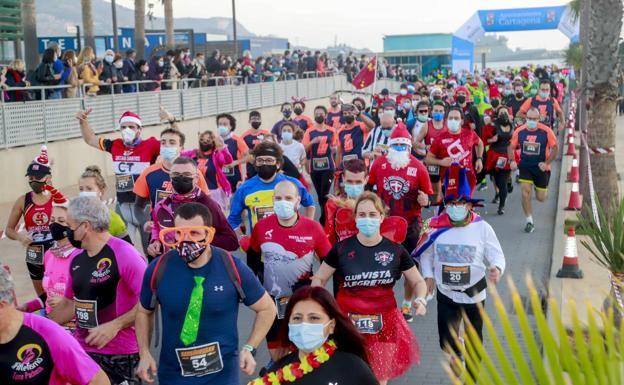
left=363, top=307, right=420, bottom=381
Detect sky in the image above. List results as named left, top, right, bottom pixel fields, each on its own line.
left=110, top=0, right=572, bottom=52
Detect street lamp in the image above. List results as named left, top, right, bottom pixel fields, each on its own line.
left=232, top=0, right=238, bottom=57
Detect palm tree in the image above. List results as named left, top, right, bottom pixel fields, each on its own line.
left=163, top=0, right=174, bottom=50
left=134, top=0, right=146, bottom=59
left=586, top=0, right=622, bottom=213
left=564, top=42, right=582, bottom=74
left=21, top=0, right=38, bottom=71
left=81, top=0, right=95, bottom=51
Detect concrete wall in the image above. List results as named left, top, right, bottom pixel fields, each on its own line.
left=0, top=96, right=329, bottom=206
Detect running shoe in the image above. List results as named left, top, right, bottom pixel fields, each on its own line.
left=497, top=207, right=505, bottom=215
left=508, top=181, right=514, bottom=193
left=524, top=222, right=535, bottom=233
left=491, top=193, right=499, bottom=204
left=401, top=304, right=414, bottom=323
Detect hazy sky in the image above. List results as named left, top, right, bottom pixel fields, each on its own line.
left=110, top=0, right=572, bottom=51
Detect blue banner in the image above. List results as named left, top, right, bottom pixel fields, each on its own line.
left=451, top=35, right=474, bottom=73
left=477, top=6, right=566, bottom=32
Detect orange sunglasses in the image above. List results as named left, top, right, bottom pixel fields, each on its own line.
left=159, top=226, right=216, bottom=248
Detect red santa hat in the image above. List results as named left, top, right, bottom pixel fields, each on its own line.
left=25, top=145, right=51, bottom=178
left=455, top=86, right=471, bottom=101
left=388, top=122, right=412, bottom=147
left=118, top=111, right=142, bottom=128
left=44, top=184, right=68, bottom=207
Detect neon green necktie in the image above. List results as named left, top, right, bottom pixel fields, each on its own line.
left=180, top=276, right=205, bottom=346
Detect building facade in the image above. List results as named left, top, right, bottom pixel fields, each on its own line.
left=382, top=33, right=452, bottom=77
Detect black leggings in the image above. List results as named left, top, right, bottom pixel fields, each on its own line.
left=436, top=291, right=484, bottom=354
left=310, top=170, right=334, bottom=225
left=492, top=170, right=511, bottom=209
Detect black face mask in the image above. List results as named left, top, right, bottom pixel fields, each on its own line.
left=282, top=110, right=292, bottom=118
left=314, top=115, right=325, bottom=124
left=256, top=164, right=278, bottom=180
left=491, top=99, right=500, bottom=108
left=29, top=181, right=46, bottom=194
left=177, top=241, right=207, bottom=264
left=293, top=108, right=303, bottom=115
left=251, top=121, right=261, bottom=129
left=433, top=95, right=442, bottom=101
left=344, top=115, right=355, bottom=124
left=515, top=92, right=524, bottom=99
left=330, top=101, right=338, bottom=107
left=171, top=176, right=194, bottom=195
left=49, top=222, right=69, bottom=241
left=199, top=143, right=213, bottom=152
left=456, top=95, right=466, bottom=104
left=66, top=225, right=83, bottom=249
left=497, top=116, right=510, bottom=126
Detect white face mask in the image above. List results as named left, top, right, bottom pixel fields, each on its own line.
left=121, top=128, right=136, bottom=144
left=79, top=191, right=99, bottom=198
left=104, top=55, right=114, bottom=63
left=447, top=119, right=461, bottom=133
left=114, top=61, right=123, bottom=69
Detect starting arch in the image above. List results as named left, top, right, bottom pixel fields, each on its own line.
left=452, top=5, right=580, bottom=73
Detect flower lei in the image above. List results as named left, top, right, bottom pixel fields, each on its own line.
left=247, top=339, right=337, bottom=385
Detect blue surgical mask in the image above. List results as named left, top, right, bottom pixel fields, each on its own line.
left=160, top=146, right=178, bottom=162
left=356, top=217, right=381, bottom=237
left=432, top=112, right=445, bottom=121
left=381, top=128, right=392, bottom=138
left=344, top=183, right=364, bottom=199
left=390, top=144, right=408, bottom=152
left=281, top=131, right=293, bottom=142
left=273, top=200, right=296, bottom=220
left=539, top=91, right=550, bottom=99
left=288, top=322, right=330, bottom=352
left=447, top=119, right=461, bottom=133
left=218, top=125, right=230, bottom=137
left=447, top=204, right=469, bottom=222
left=527, top=120, right=538, bottom=129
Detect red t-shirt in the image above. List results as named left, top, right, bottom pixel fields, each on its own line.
left=429, top=128, right=480, bottom=171
left=368, top=155, right=433, bottom=223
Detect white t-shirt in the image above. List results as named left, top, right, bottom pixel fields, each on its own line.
left=280, top=141, right=306, bottom=171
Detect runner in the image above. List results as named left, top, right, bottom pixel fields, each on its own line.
left=413, top=166, right=505, bottom=377
left=483, top=107, right=515, bottom=215
left=135, top=202, right=276, bottom=385
left=0, top=267, right=110, bottom=385
left=302, top=106, right=336, bottom=224
left=451, top=86, right=482, bottom=135
left=518, top=79, right=565, bottom=131
left=79, top=166, right=132, bottom=244
left=228, top=142, right=315, bottom=236
left=77, top=109, right=161, bottom=246
left=504, top=82, right=527, bottom=122
left=508, top=107, right=559, bottom=233
left=147, top=157, right=238, bottom=258
left=5, top=146, right=55, bottom=296
left=413, top=101, right=448, bottom=203
left=216, top=113, right=249, bottom=194
left=291, top=98, right=314, bottom=132
left=336, top=104, right=366, bottom=167
left=247, top=286, right=379, bottom=385
left=49, top=196, right=147, bottom=385
left=326, top=92, right=343, bottom=130
left=312, top=192, right=427, bottom=385
left=425, top=107, right=484, bottom=193
left=241, top=110, right=271, bottom=177
left=247, top=181, right=332, bottom=361
left=279, top=121, right=306, bottom=173
left=271, top=102, right=296, bottom=141
left=366, top=124, right=432, bottom=322
left=409, top=101, right=430, bottom=146
left=362, top=113, right=394, bottom=162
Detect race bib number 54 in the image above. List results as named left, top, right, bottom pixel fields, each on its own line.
left=176, top=342, right=224, bottom=377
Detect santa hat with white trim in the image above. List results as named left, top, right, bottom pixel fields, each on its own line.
left=388, top=122, right=412, bottom=147
left=118, top=111, right=142, bottom=128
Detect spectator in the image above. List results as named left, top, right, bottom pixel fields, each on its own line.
left=144, top=56, right=162, bottom=91
left=77, top=46, right=101, bottom=96
left=136, top=59, right=157, bottom=92
left=46, top=41, right=66, bottom=99
left=61, top=50, right=80, bottom=98
left=5, top=59, right=29, bottom=102
left=30, top=48, right=61, bottom=99
left=188, top=52, right=207, bottom=87
left=162, top=50, right=180, bottom=90
left=111, top=53, right=125, bottom=94
left=122, top=48, right=139, bottom=93
left=206, top=49, right=224, bottom=85
left=174, top=49, right=191, bottom=79
left=99, top=49, right=116, bottom=95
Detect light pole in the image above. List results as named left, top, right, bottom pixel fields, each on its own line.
left=111, top=0, right=119, bottom=51
left=232, top=0, right=238, bottom=56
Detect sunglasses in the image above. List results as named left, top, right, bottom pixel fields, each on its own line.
left=159, top=226, right=216, bottom=248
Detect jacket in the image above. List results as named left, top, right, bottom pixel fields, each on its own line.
left=181, top=148, right=233, bottom=195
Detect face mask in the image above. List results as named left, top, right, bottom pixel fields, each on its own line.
left=66, top=225, right=83, bottom=249
left=171, top=176, right=194, bottom=195
left=29, top=181, right=46, bottom=194
left=356, top=217, right=381, bottom=237
left=288, top=322, right=330, bottom=352
left=281, top=131, right=293, bottom=142
left=381, top=128, right=392, bottom=138
left=158, top=60, right=164, bottom=67
left=473, top=96, right=481, bottom=105
left=417, top=114, right=428, bottom=123
left=515, top=91, right=524, bottom=99
left=497, top=116, right=510, bottom=126
left=121, top=128, right=136, bottom=145
left=390, top=144, right=408, bottom=152
left=160, top=146, right=178, bottom=163
left=491, top=99, right=500, bottom=108
left=330, top=101, right=338, bottom=107
left=539, top=91, right=550, bottom=99
left=527, top=120, right=538, bottom=129
left=294, top=107, right=303, bottom=115
left=530, top=89, right=538, bottom=97
left=273, top=200, right=296, bottom=220
left=400, top=89, right=407, bottom=95
left=402, top=102, right=411, bottom=110
left=79, top=191, right=99, bottom=198
left=142, top=65, right=149, bottom=73
left=218, top=126, right=230, bottom=137
left=282, top=110, right=292, bottom=118
left=114, top=61, right=123, bottom=69
left=456, top=95, right=466, bottom=104
left=433, top=95, right=442, bottom=101
left=251, top=121, right=262, bottom=129
left=384, top=109, right=395, bottom=116
left=104, top=55, right=114, bottom=63
left=49, top=222, right=70, bottom=241
left=447, top=119, right=461, bottom=133
left=344, top=115, right=355, bottom=124
left=314, top=115, right=325, bottom=124
left=344, top=183, right=364, bottom=199
left=447, top=204, right=469, bottom=222
left=177, top=241, right=207, bottom=264
left=432, top=112, right=445, bottom=121
left=503, top=89, right=512, bottom=96
left=199, top=142, right=214, bottom=152
left=257, top=164, right=278, bottom=180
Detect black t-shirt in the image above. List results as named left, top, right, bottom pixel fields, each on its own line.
left=0, top=323, right=53, bottom=384
left=270, top=350, right=379, bottom=385
left=504, top=95, right=526, bottom=118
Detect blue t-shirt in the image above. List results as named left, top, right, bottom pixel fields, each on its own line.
left=139, top=247, right=265, bottom=385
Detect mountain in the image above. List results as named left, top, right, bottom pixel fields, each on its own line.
left=35, top=0, right=253, bottom=37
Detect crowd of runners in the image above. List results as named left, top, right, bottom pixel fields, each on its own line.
left=0, top=63, right=567, bottom=385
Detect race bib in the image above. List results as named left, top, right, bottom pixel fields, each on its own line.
left=427, top=165, right=440, bottom=176
left=115, top=174, right=135, bottom=192
left=74, top=298, right=98, bottom=329
left=276, top=296, right=290, bottom=320
left=222, top=166, right=235, bottom=177
left=155, top=189, right=172, bottom=202
left=349, top=314, right=383, bottom=334
left=312, top=157, right=329, bottom=171
left=25, top=244, right=44, bottom=265
left=522, top=141, right=541, bottom=156
left=442, top=265, right=471, bottom=286
left=495, top=157, right=507, bottom=169
left=175, top=342, right=224, bottom=377
left=254, top=206, right=274, bottom=222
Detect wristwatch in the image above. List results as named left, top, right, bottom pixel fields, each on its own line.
left=242, top=344, right=257, bottom=357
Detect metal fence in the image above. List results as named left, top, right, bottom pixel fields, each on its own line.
left=0, top=75, right=402, bottom=149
